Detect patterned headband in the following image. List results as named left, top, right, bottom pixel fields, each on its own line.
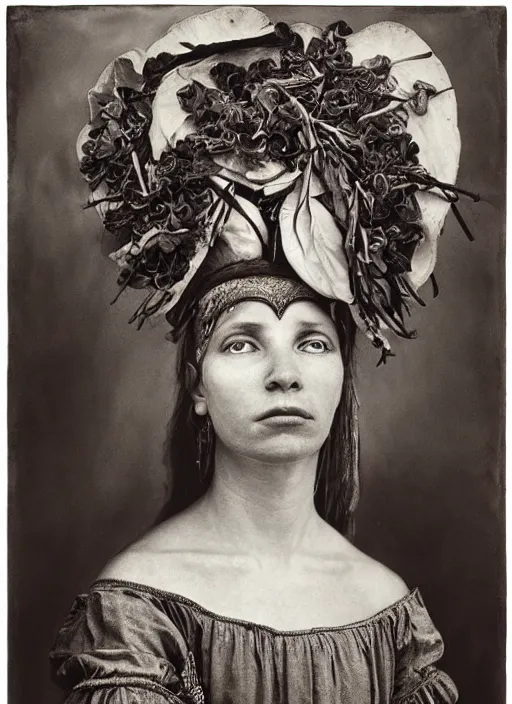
left=193, top=275, right=327, bottom=362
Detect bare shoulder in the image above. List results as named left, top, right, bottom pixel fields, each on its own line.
left=317, top=522, right=409, bottom=611
left=339, top=538, right=410, bottom=611
left=97, top=508, right=206, bottom=589
left=97, top=547, right=154, bottom=584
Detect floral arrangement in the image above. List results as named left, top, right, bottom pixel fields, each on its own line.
left=78, top=8, right=478, bottom=363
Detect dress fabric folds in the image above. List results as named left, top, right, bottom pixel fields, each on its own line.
left=50, top=580, right=458, bottom=704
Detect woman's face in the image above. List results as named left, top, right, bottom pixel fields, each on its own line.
left=194, top=300, right=344, bottom=465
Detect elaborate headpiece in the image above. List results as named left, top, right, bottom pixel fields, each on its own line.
left=77, top=7, right=478, bottom=363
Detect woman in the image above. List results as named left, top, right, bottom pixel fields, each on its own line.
left=50, top=6, right=477, bottom=702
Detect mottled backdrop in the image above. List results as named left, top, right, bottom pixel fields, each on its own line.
left=8, top=6, right=505, bottom=704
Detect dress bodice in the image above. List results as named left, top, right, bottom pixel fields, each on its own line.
left=50, top=579, right=458, bottom=704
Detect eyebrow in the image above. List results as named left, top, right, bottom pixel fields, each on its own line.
left=295, top=320, right=333, bottom=332
left=216, top=320, right=335, bottom=337
left=216, top=322, right=265, bottom=337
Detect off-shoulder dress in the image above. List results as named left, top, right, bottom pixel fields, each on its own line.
left=50, top=579, right=458, bottom=704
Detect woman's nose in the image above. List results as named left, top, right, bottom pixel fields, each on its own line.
left=264, top=348, right=302, bottom=392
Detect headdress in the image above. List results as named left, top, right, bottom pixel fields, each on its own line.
left=77, top=7, right=478, bottom=364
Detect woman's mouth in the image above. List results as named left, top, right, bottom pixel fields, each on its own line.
left=255, top=407, right=314, bottom=422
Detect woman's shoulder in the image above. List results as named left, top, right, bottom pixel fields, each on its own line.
left=97, top=509, right=211, bottom=590
left=348, top=545, right=410, bottom=608
left=322, top=527, right=410, bottom=616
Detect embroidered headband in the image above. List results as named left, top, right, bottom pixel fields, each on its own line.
left=194, top=274, right=326, bottom=362
left=77, top=7, right=478, bottom=364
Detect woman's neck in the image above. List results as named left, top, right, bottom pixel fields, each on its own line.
left=199, top=444, right=323, bottom=563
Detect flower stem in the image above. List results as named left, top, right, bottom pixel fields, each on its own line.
left=131, top=150, right=149, bottom=197
left=390, top=51, right=433, bottom=67
left=431, top=86, right=454, bottom=99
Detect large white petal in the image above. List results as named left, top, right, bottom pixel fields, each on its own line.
left=280, top=167, right=353, bottom=302
left=146, top=7, right=274, bottom=58
left=212, top=182, right=268, bottom=260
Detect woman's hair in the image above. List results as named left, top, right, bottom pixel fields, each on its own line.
left=155, top=300, right=360, bottom=538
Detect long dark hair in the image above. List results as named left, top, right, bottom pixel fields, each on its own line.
left=156, top=301, right=360, bottom=538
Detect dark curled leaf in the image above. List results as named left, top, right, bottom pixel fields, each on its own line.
left=306, top=37, right=327, bottom=61
left=409, top=90, right=429, bottom=116
left=406, top=138, right=420, bottom=159
left=409, top=80, right=437, bottom=116
left=143, top=52, right=175, bottom=81
left=177, top=81, right=206, bottom=113
left=274, top=22, right=302, bottom=50
left=103, top=100, right=124, bottom=120
left=132, top=100, right=152, bottom=120
left=413, top=80, right=437, bottom=96
left=369, top=227, right=386, bottom=252
left=361, top=55, right=391, bottom=75
left=237, top=132, right=267, bottom=155
left=247, top=58, right=278, bottom=81
left=323, top=20, right=353, bottom=41
left=268, top=131, right=294, bottom=159
left=372, top=173, right=389, bottom=197
left=210, top=62, right=247, bottom=94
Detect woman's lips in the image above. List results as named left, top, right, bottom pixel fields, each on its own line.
left=255, top=407, right=314, bottom=421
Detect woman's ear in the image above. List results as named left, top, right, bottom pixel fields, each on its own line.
left=185, top=362, right=198, bottom=392
left=186, top=362, right=207, bottom=415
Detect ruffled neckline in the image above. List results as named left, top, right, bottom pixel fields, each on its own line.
left=91, top=577, right=421, bottom=637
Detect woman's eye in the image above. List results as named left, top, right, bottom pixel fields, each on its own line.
left=226, top=340, right=256, bottom=354
left=300, top=339, right=330, bottom=354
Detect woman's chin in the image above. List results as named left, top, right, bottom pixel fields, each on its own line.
left=237, top=437, right=323, bottom=466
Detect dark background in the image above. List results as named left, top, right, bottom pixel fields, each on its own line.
left=8, top=6, right=505, bottom=704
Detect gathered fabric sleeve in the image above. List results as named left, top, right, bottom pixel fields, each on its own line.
left=49, top=587, right=205, bottom=704
left=391, top=591, right=458, bottom=703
